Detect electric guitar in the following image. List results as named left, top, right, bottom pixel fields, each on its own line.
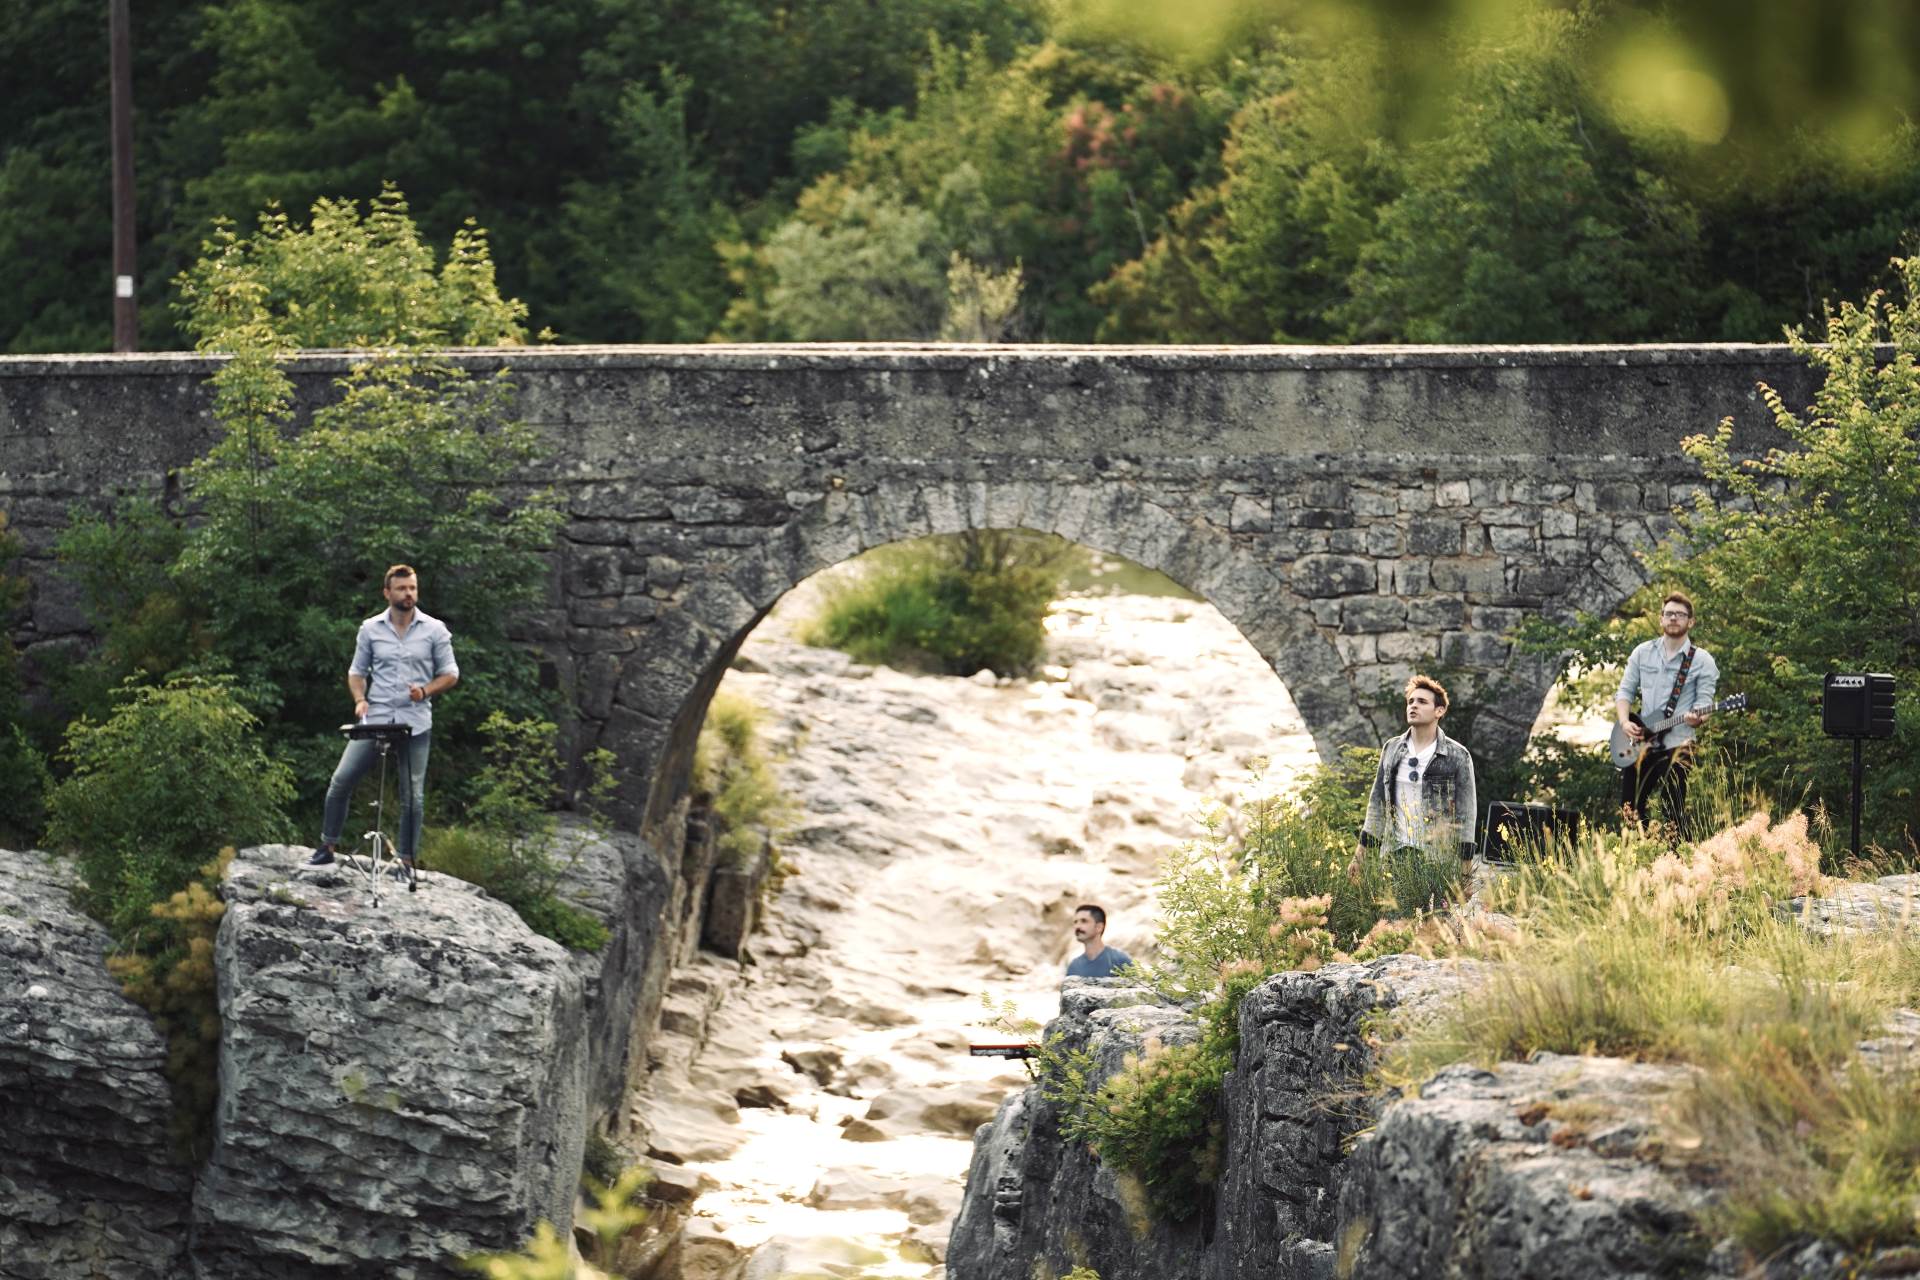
left=1609, top=693, right=1747, bottom=769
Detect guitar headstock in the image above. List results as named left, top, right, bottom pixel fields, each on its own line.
left=1718, top=692, right=1748, bottom=713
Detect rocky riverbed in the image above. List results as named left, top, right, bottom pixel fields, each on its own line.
left=629, top=588, right=1319, bottom=1280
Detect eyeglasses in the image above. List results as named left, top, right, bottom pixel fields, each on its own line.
left=1661, top=609, right=1691, bottom=619
left=1405, top=762, right=1421, bottom=783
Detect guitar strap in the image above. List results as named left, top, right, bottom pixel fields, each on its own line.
left=1659, top=644, right=1695, bottom=723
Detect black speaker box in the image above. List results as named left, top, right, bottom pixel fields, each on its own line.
left=1823, top=673, right=1895, bottom=739
left=1481, top=801, right=1581, bottom=862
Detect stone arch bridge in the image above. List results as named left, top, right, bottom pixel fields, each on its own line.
left=1, top=344, right=1814, bottom=840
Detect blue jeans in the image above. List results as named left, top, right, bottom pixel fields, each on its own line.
left=321, top=730, right=432, bottom=862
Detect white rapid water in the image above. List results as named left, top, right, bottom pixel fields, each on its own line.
left=632, top=589, right=1319, bottom=1280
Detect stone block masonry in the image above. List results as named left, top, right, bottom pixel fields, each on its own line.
left=0, top=343, right=1822, bottom=835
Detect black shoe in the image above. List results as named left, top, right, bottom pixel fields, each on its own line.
left=388, top=859, right=416, bottom=882
left=306, top=846, right=336, bottom=866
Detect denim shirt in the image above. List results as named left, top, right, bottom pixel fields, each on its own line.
left=1360, top=728, right=1479, bottom=856
left=350, top=607, right=459, bottom=733
left=1615, top=639, right=1719, bottom=748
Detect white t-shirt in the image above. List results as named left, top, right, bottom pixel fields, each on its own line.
left=1393, top=737, right=1439, bottom=849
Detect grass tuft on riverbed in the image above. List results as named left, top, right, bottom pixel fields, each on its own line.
left=801, top=531, right=1086, bottom=676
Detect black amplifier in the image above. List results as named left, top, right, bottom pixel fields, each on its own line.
left=1481, top=801, right=1581, bottom=862
left=1823, top=673, right=1895, bottom=739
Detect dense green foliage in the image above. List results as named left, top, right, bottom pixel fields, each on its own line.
left=106, top=847, right=234, bottom=1160
left=803, top=531, right=1082, bottom=675
left=45, top=675, right=294, bottom=934
left=56, top=191, right=561, bottom=816
left=0, top=512, right=51, bottom=844
left=1043, top=752, right=1458, bottom=1220
left=8, top=1, right=1920, bottom=351
left=420, top=714, right=616, bottom=952
left=1522, top=257, right=1920, bottom=853
left=462, top=1166, right=651, bottom=1278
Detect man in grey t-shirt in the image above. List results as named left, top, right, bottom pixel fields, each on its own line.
left=1066, top=903, right=1132, bottom=978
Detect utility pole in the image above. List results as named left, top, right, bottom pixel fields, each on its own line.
left=109, top=0, right=137, bottom=351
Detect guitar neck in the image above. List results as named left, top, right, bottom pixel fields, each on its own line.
left=1644, top=697, right=1729, bottom=734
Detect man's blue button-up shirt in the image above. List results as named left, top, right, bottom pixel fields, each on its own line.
left=350, top=607, right=459, bottom=734
left=1615, top=638, right=1719, bottom=748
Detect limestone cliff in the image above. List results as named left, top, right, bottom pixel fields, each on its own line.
left=189, top=845, right=591, bottom=1278
left=0, top=848, right=193, bottom=1280
left=947, top=957, right=1901, bottom=1280
left=0, top=822, right=734, bottom=1279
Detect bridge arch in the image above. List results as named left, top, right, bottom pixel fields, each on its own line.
left=616, top=475, right=1430, bottom=836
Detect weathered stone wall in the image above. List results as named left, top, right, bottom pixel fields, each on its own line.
left=0, top=344, right=1821, bottom=838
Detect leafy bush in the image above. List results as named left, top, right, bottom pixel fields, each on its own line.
left=692, top=689, right=793, bottom=870
left=802, top=530, right=1084, bottom=676
left=46, top=674, right=293, bottom=935
left=462, top=1166, right=651, bottom=1279
left=1152, top=748, right=1459, bottom=996
left=0, top=510, right=51, bottom=844
left=57, top=188, right=561, bottom=820
left=420, top=713, right=614, bottom=951
left=1051, top=1036, right=1229, bottom=1222
left=106, top=848, right=234, bottom=1161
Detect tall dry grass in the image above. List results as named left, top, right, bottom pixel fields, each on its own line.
left=1379, top=790, right=1920, bottom=1257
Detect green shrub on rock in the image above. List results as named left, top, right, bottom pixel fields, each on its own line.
left=421, top=713, right=614, bottom=951
left=693, top=689, right=792, bottom=870
left=107, top=847, right=234, bottom=1161
left=1044, top=757, right=1462, bottom=1222
left=47, top=674, right=293, bottom=935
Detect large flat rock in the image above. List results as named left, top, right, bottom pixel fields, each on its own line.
left=0, top=847, right=192, bottom=1280
left=191, top=845, right=589, bottom=1279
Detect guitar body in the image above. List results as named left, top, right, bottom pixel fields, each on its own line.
left=1609, top=714, right=1658, bottom=770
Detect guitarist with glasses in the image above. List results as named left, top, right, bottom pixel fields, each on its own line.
left=1614, top=591, right=1719, bottom=837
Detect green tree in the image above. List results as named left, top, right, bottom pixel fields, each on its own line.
left=1645, top=257, right=1920, bottom=850
left=1524, top=257, right=1920, bottom=851
left=748, top=183, right=951, bottom=341
left=0, top=0, right=214, bottom=353
left=547, top=75, right=736, bottom=342
left=1338, top=13, right=1702, bottom=343
left=1093, top=41, right=1392, bottom=342
left=47, top=674, right=293, bottom=934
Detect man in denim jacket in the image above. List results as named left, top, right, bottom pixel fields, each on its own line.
left=1347, top=674, right=1479, bottom=878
